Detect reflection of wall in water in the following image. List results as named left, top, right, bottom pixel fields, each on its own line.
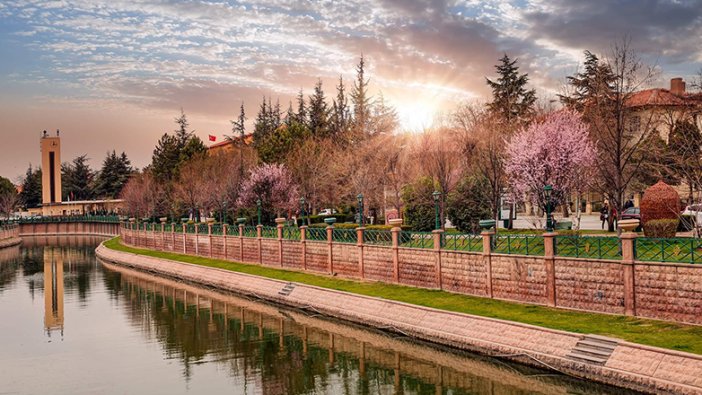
left=44, top=247, right=64, bottom=335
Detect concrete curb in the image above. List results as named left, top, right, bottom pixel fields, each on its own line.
left=96, top=242, right=702, bottom=394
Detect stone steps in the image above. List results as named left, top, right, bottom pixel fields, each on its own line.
left=566, top=335, right=618, bottom=365
left=278, top=282, right=295, bottom=297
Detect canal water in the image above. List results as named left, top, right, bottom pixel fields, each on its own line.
left=0, top=237, right=639, bottom=395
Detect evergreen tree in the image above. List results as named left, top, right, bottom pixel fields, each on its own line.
left=285, top=101, right=295, bottom=127
left=94, top=150, right=133, bottom=198
left=351, top=55, right=371, bottom=139
left=401, top=176, right=435, bottom=231
left=308, top=79, right=329, bottom=137
left=19, top=165, right=42, bottom=209
left=330, top=75, right=350, bottom=142
left=151, top=109, right=205, bottom=182
left=295, top=89, right=307, bottom=126
left=559, top=51, right=616, bottom=116
left=62, top=154, right=94, bottom=201
left=486, top=54, right=536, bottom=126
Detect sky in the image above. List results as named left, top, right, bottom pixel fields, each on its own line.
left=1, top=0, right=701, bottom=181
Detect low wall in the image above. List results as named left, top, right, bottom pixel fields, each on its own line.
left=120, top=226, right=702, bottom=326
left=97, top=244, right=702, bottom=395
left=0, top=224, right=21, bottom=249
left=19, top=222, right=119, bottom=237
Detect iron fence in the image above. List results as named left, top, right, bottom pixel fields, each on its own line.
left=444, top=233, right=482, bottom=252
left=260, top=226, right=278, bottom=238
left=363, top=229, right=393, bottom=246
left=399, top=231, right=434, bottom=249
left=555, top=236, right=622, bottom=260
left=283, top=227, right=301, bottom=240
left=306, top=227, right=327, bottom=241
left=243, top=226, right=258, bottom=237
left=635, top=237, right=702, bottom=264
left=332, top=228, right=357, bottom=244
left=492, top=235, right=545, bottom=256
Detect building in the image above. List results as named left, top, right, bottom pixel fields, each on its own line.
left=34, top=130, right=124, bottom=216
left=207, top=134, right=253, bottom=155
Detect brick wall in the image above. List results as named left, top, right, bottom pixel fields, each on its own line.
left=119, top=227, right=702, bottom=325
left=491, top=255, right=548, bottom=304
left=440, top=252, right=488, bottom=296
left=555, top=259, right=625, bottom=314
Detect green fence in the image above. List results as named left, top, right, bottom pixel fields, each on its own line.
left=283, top=227, right=301, bottom=240
left=493, top=235, right=545, bottom=256
left=635, top=237, right=702, bottom=264
left=210, top=224, right=223, bottom=235
left=363, top=229, right=393, bottom=246
left=243, top=226, right=258, bottom=237
left=18, top=215, right=121, bottom=223
left=445, top=233, right=482, bottom=252
left=260, top=226, right=278, bottom=239
left=333, top=228, right=357, bottom=244
left=307, top=227, right=327, bottom=241
left=555, top=236, right=622, bottom=260
left=399, top=231, right=434, bottom=249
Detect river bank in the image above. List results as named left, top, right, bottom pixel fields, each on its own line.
left=97, top=240, right=702, bottom=394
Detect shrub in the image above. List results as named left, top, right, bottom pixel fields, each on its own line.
left=640, top=180, right=680, bottom=237
left=401, top=177, right=435, bottom=232
left=447, top=176, right=492, bottom=233
left=644, top=219, right=678, bottom=238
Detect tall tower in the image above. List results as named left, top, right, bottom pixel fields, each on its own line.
left=40, top=130, right=62, bottom=206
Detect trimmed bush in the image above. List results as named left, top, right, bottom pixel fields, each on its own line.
left=640, top=180, right=680, bottom=237
left=644, top=219, right=678, bottom=238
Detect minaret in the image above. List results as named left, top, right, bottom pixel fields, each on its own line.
left=40, top=130, right=62, bottom=207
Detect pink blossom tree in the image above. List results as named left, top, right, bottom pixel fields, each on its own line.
left=238, top=163, right=299, bottom=223
left=505, top=110, right=596, bottom=217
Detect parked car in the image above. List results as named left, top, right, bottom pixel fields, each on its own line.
left=620, top=207, right=640, bottom=221
left=318, top=208, right=337, bottom=216
left=682, top=204, right=702, bottom=234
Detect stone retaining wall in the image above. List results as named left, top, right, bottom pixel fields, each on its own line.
left=96, top=244, right=702, bottom=395
left=19, top=222, right=119, bottom=237
left=120, top=225, right=702, bottom=326
left=0, top=224, right=21, bottom=249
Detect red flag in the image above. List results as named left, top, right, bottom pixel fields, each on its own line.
left=208, top=134, right=216, bottom=142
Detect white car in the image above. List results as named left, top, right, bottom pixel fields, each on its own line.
left=318, top=208, right=337, bottom=216
left=683, top=204, right=702, bottom=236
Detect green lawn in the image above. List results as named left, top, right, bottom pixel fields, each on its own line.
left=103, top=237, right=702, bottom=355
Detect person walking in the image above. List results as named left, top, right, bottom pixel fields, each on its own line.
left=600, top=203, right=609, bottom=230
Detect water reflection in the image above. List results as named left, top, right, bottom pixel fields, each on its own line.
left=101, top=262, right=637, bottom=395
left=0, top=237, right=638, bottom=395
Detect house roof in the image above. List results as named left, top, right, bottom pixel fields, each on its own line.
left=208, top=134, right=253, bottom=150
left=626, top=88, right=690, bottom=108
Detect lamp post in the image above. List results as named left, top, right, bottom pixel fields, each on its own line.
left=299, top=197, right=306, bottom=227
left=357, top=193, right=364, bottom=226
left=222, top=200, right=227, bottom=225
left=256, top=198, right=262, bottom=226
left=544, top=185, right=553, bottom=232
left=432, top=191, right=441, bottom=230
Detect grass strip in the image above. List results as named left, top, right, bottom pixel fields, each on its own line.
left=103, top=237, right=702, bottom=355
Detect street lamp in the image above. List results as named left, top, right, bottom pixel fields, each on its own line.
left=256, top=198, right=262, bottom=226
left=432, top=191, right=441, bottom=230
left=357, top=194, right=364, bottom=226
left=222, top=200, right=227, bottom=225
left=299, top=197, right=306, bottom=227
left=544, top=185, right=553, bottom=232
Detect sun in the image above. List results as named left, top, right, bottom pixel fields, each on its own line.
left=396, top=99, right=439, bottom=132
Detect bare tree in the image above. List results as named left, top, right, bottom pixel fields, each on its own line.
left=285, top=138, right=336, bottom=217
left=0, top=192, right=17, bottom=220
left=120, top=171, right=163, bottom=220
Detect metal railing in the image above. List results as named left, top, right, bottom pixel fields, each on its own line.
left=399, top=231, right=433, bottom=249
left=17, top=215, right=121, bottom=223
left=635, top=237, right=702, bottom=264
left=555, top=236, right=622, bottom=260
left=444, top=233, right=482, bottom=252
left=306, top=227, right=327, bottom=241
left=260, top=226, right=278, bottom=239
left=282, top=227, right=301, bottom=240
left=363, top=229, right=393, bottom=246
left=332, top=228, right=357, bottom=244
left=242, top=226, right=258, bottom=238
left=493, top=235, right=545, bottom=256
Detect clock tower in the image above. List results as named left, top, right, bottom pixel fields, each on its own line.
left=40, top=130, right=62, bottom=208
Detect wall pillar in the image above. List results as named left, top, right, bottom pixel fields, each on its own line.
left=543, top=232, right=557, bottom=307
left=276, top=218, right=286, bottom=267
left=481, top=231, right=494, bottom=298
left=182, top=223, right=187, bottom=253
left=195, top=223, right=199, bottom=255
left=161, top=222, right=165, bottom=251
left=621, top=232, right=637, bottom=316
left=222, top=224, right=228, bottom=259
left=256, top=224, right=263, bottom=264
left=238, top=224, right=244, bottom=262
left=357, top=227, right=365, bottom=279
left=433, top=229, right=444, bottom=289
left=327, top=225, right=334, bottom=274
left=208, top=223, right=213, bottom=257
left=300, top=226, right=307, bottom=270
left=171, top=223, right=175, bottom=252
left=391, top=226, right=400, bottom=283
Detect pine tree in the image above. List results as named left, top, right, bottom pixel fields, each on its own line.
left=351, top=55, right=371, bottom=139
left=285, top=101, right=295, bottom=127
left=295, top=89, right=307, bottom=126
left=308, top=79, right=329, bottom=137
left=94, top=151, right=133, bottom=199
left=174, top=108, right=193, bottom=148
left=330, top=75, right=350, bottom=142
left=19, top=165, right=42, bottom=209
left=62, top=154, right=94, bottom=201
left=559, top=51, right=616, bottom=115
left=486, top=54, right=536, bottom=126
left=151, top=109, right=205, bottom=182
